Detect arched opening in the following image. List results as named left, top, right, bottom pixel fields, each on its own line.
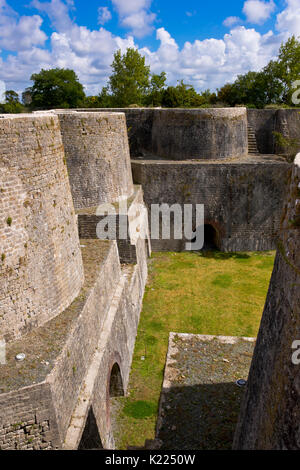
left=109, top=363, right=124, bottom=397
left=78, top=407, right=103, bottom=450
left=189, top=224, right=220, bottom=251
left=203, top=224, right=219, bottom=250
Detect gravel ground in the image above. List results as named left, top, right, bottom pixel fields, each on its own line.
left=157, top=333, right=255, bottom=450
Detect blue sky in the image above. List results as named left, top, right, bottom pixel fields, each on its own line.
left=0, top=0, right=299, bottom=96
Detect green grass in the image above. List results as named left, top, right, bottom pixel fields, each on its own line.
left=112, top=250, right=275, bottom=449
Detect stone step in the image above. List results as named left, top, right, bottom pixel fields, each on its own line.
left=247, top=125, right=258, bottom=153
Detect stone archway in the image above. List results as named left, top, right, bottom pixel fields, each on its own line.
left=203, top=224, right=219, bottom=250
left=109, top=363, right=124, bottom=397
left=188, top=223, right=221, bottom=251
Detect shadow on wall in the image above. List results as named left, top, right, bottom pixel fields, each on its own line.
left=157, top=382, right=246, bottom=450
left=78, top=407, right=103, bottom=450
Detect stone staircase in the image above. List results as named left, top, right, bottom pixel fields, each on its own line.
left=248, top=125, right=258, bottom=154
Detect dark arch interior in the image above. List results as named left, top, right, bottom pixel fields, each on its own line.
left=78, top=407, right=103, bottom=450
left=190, top=224, right=219, bottom=250
left=204, top=224, right=219, bottom=250
left=109, top=363, right=124, bottom=397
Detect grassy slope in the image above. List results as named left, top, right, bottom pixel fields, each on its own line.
left=112, top=250, right=275, bottom=449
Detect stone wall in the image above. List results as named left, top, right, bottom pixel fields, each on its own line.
left=132, top=158, right=291, bottom=252
left=77, top=185, right=151, bottom=264
left=150, top=108, right=248, bottom=160
left=0, top=110, right=149, bottom=450
left=233, top=154, right=300, bottom=450
left=57, top=112, right=134, bottom=209
left=247, top=108, right=300, bottom=154
left=0, top=237, right=148, bottom=450
left=0, top=383, right=60, bottom=450
left=74, top=108, right=248, bottom=160
left=0, top=114, right=84, bottom=342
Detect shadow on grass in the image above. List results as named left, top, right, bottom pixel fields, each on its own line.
left=157, top=382, right=245, bottom=450
left=197, top=250, right=251, bottom=261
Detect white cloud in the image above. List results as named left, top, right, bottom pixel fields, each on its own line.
left=243, top=0, right=275, bottom=24
left=0, top=0, right=297, bottom=97
left=223, top=16, right=242, bottom=28
left=98, top=7, right=112, bottom=25
left=186, top=11, right=196, bottom=18
left=110, top=0, right=151, bottom=16
left=276, top=0, right=300, bottom=36
left=31, top=0, right=74, bottom=32
left=0, top=0, right=47, bottom=51
left=140, top=26, right=282, bottom=91
left=110, top=0, right=156, bottom=37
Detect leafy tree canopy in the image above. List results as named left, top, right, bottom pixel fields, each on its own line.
left=217, top=35, right=300, bottom=108
left=0, top=90, right=24, bottom=113
left=108, top=48, right=151, bottom=107
left=29, top=68, right=85, bottom=109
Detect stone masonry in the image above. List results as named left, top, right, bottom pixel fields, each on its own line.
left=0, top=107, right=298, bottom=450
left=55, top=112, right=133, bottom=209
left=0, top=112, right=149, bottom=450
left=0, top=115, right=84, bottom=342
left=233, top=153, right=300, bottom=449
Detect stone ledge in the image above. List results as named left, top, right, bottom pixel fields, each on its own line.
left=156, top=332, right=255, bottom=450
left=0, top=240, right=115, bottom=395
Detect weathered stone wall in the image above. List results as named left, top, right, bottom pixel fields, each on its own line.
left=132, top=158, right=291, bottom=252
left=0, top=237, right=148, bottom=450
left=57, top=112, right=134, bottom=209
left=247, top=109, right=300, bottom=154
left=233, top=154, right=300, bottom=449
left=74, top=108, right=248, bottom=160
left=77, top=185, right=151, bottom=264
left=0, top=114, right=84, bottom=342
left=150, top=108, right=248, bottom=160
left=0, top=383, right=60, bottom=450
left=73, top=108, right=155, bottom=158
left=0, top=111, right=149, bottom=450
left=75, top=108, right=300, bottom=159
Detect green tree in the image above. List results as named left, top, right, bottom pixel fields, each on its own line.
left=276, top=35, right=300, bottom=104
left=145, top=72, right=167, bottom=106
left=0, top=90, right=24, bottom=113
left=108, top=48, right=150, bottom=107
left=29, top=68, right=85, bottom=109
left=217, top=36, right=300, bottom=108
left=97, top=86, right=114, bottom=108
left=162, top=80, right=205, bottom=108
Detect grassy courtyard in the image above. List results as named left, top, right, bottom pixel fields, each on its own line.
left=112, top=250, right=275, bottom=449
